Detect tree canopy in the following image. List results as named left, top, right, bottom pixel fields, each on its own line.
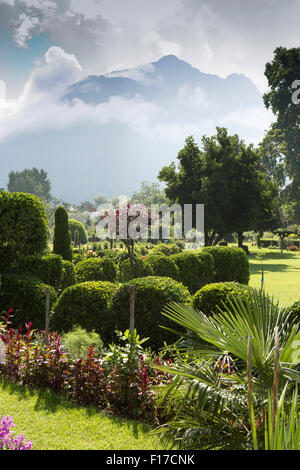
left=7, top=168, right=52, bottom=202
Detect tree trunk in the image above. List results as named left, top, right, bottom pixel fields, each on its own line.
left=238, top=232, right=244, bottom=248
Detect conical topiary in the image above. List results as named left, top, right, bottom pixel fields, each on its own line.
left=53, top=206, right=73, bottom=261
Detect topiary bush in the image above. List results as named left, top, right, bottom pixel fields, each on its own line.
left=61, top=326, right=103, bottom=361
left=51, top=281, right=118, bottom=343
left=53, top=206, right=72, bottom=261
left=146, top=253, right=180, bottom=280
left=170, top=251, right=214, bottom=293
left=60, top=260, right=77, bottom=290
left=192, top=281, right=253, bottom=317
left=117, top=257, right=153, bottom=282
left=110, top=276, right=191, bottom=350
left=16, top=254, right=63, bottom=290
left=75, top=258, right=117, bottom=283
left=68, top=219, right=88, bottom=245
left=0, top=191, right=48, bottom=270
left=149, top=243, right=181, bottom=257
left=201, top=246, right=250, bottom=284
left=0, top=274, right=57, bottom=330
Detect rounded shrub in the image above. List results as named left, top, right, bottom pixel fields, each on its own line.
left=0, top=191, right=48, bottom=270
left=170, top=251, right=214, bottom=293
left=146, top=253, right=180, bottom=280
left=0, top=274, right=57, bottom=330
left=117, top=257, right=153, bottom=282
left=192, top=282, right=253, bottom=317
left=69, top=219, right=88, bottom=245
left=110, top=276, right=191, bottom=350
left=51, top=281, right=117, bottom=343
left=16, top=254, right=63, bottom=290
left=75, top=258, right=117, bottom=283
left=149, top=243, right=181, bottom=257
left=53, top=206, right=72, bottom=261
left=60, top=260, right=77, bottom=290
left=201, top=246, right=250, bottom=284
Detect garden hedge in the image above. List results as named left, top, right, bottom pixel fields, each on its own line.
left=51, top=281, right=118, bottom=343
left=0, top=191, right=48, bottom=270
left=149, top=243, right=181, bottom=257
left=110, top=276, right=191, bottom=350
left=60, top=260, right=77, bottom=290
left=146, top=253, right=180, bottom=280
left=0, top=273, right=57, bottom=330
left=68, top=219, right=88, bottom=245
left=201, top=246, right=250, bottom=284
left=170, top=251, right=214, bottom=293
left=75, top=258, right=117, bottom=283
left=117, top=257, right=153, bottom=282
left=16, top=254, right=63, bottom=290
left=192, top=281, right=253, bottom=317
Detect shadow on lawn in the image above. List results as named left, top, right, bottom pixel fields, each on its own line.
left=0, top=377, right=152, bottom=438
left=250, top=262, right=300, bottom=276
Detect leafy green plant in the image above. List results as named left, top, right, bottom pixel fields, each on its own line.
left=62, top=326, right=103, bottom=361
left=75, top=258, right=117, bottom=283
left=170, top=251, right=214, bottom=293
left=202, top=246, right=250, bottom=284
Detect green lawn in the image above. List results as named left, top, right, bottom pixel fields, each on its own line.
left=248, top=247, right=300, bottom=306
left=0, top=378, right=165, bottom=451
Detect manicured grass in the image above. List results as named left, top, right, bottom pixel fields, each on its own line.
left=247, top=247, right=300, bottom=306
left=0, top=378, right=165, bottom=451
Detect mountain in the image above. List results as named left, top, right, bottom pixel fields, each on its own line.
left=1, top=55, right=271, bottom=203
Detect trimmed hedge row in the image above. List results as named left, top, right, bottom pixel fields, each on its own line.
left=75, top=258, right=117, bottom=283
left=170, top=251, right=214, bottom=294
left=51, top=276, right=191, bottom=350
left=192, top=282, right=253, bottom=317
left=117, top=257, right=153, bottom=282
left=16, top=254, right=63, bottom=290
left=201, top=246, right=250, bottom=285
left=0, top=274, right=57, bottom=330
left=146, top=254, right=180, bottom=281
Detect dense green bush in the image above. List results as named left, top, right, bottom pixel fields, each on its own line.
left=61, top=326, right=103, bottom=361
left=192, top=282, right=253, bottom=317
left=69, top=219, right=88, bottom=245
left=0, top=274, right=57, bottom=329
left=170, top=251, right=214, bottom=293
left=146, top=253, right=180, bottom=280
left=53, top=206, right=72, bottom=261
left=110, top=276, right=191, bottom=350
left=288, top=301, right=300, bottom=324
left=51, top=281, right=118, bottom=343
left=117, top=257, right=153, bottom=282
left=201, top=246, right=250, bottom=284
left=16, top=254, right=63, bottom=289
left=0, top=191, right=48, bottom=270
left=149, top=243, right=181, bottom=257
left=75, top=258, right=117, bottom=283
left=60, top=260, right=77, bottom=290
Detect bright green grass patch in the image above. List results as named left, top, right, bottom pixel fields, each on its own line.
left=247, top=247, right=300, bottom=307
left=0, top=378, right=165, bottom=451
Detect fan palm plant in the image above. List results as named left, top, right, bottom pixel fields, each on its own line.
left=151, top=290, right=300, bottom=450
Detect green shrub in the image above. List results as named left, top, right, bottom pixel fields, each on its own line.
left=61, top=326, right=103, bottom=361
left=288, top=301, right=300, bottom=324
left=0, top=274, right=57, bottom=329
left=75, top=258, right=117, bottom=283
left=201, top=246, right=250, bottom=284
left=0, top=191, right=48, bottom=270
left=51, top=281, right=117, bottom=343
left=69, top=219, right=88, bottom=245
left=16, top=254, right=63, bottom=290
left=60, top=260, right=77, bottom=290
left=53, top=206, right=72, bottom=261
left=170, top=251, right=214, bottom=293
left=149, top=243, right=181, bottom=256
left=146, top=254, right=180, bottom=280
left=110, top=276, right=191, bottom=350
left=192, top=282, right=253, bottom=317
left=117, top=257, right=153, bottom=282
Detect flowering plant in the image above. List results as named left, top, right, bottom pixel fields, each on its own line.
left=0, top=416, right=32, bottom=450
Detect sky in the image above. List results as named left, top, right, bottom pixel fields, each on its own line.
left=0, top=0, right=299, bottom=202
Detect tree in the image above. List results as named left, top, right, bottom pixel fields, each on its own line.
left=7, top=168, right=52, bottom=202
left=263, top=47, right=300, bottom=222
left=131, top=181, right=168, bottom=206
left=93, top=193, right=109, bottom=207
left=53, top=206, right=72, bottom=261
left=158, top=128, right=279, bottom=246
